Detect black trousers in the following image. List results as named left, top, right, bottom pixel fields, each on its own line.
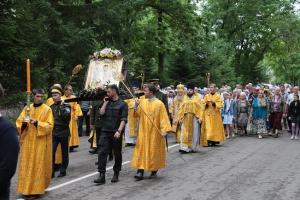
left=96, top=128, right=113, bottom=157
left=98, top=131, right=122, bottom=173
left=0, top=180, right=10, bottom=200
left=287, top=117, right=292, bottom=131
left=53, top=136, right=69, bottom=173
left=96, top=127, right=102, bottom=148
left=78, top=110, right=90, bottom=136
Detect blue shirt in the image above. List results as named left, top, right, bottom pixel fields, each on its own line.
left=252, top=97, right=268, bottom=119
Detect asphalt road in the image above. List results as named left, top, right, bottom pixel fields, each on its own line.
left=10, top=132, right=300, bottom=200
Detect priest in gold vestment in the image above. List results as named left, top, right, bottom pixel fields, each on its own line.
left=170, top=84, right=185, bottom=143
left=201, top=84, right=225, bottom=147
left=16, top=89, right=54, bottom=198
left=177, top=83, right=203, bottom=153
left=124, top=98, right=138, bottom=145
left=62, top=85, right=83, bottom=151
left=131, top=84, right=171, bottom=180
left=124, top=84, right=141, bottom=146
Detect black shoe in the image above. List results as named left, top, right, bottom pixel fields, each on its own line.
left=94, top=173, right=106, bottom=185
left=89, top=149, right=97, bottom=154
left=108, top=155, right=113, bottom=161
left=54, top=164, right=61, bottom=172
left=134, top=170, right=144, bottom=181
left=179, top=149, right=188, bottom=154
left=125, top=143, right=135, bottom=147
left=18, top=195, right=27, bottom=200
left=111, top=172, right=119, bottom=183
left=21, top=194, right=40, bottom=200
left=149, top=171, right=157, bottom=179
left=208, top=141, right=215, bottom=147
left=57, top=172, right=66, bottom=178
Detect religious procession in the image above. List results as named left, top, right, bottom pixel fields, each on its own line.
left=1, top=1, right=300, bottom=200
left=1, top=47, right=300, bottom=200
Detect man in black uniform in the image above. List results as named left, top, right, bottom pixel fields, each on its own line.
left=94, top=84, right=128, bottom=185
left=89, top=97, right=114, bottom=161
left=50, top=88, right=71, bottom=178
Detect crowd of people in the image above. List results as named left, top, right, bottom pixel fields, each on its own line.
left=165, top=83, right=300, bottom=140
left=1, top=80, right=300, bottom=200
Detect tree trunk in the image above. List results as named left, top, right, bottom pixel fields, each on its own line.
left=157, top=9, right=164, bottom=78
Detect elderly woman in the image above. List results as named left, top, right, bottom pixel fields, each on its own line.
left=269, top=87, right=285, bottom=137
left=236, top=92, right=250, bottom=135
left=251, top=89, right=270, bottom=139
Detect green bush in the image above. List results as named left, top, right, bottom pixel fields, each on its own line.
left=0, top=92, right=27, bottom=108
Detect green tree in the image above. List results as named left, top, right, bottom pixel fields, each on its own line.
left=202, top=0, right=296, bottom=83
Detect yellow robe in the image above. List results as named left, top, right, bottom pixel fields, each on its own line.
left=124, top=98, right=139, bottom=137
left=16, top=104, right=54, bottom=195
left=62, top=95, right=83, bottom=148
left=201, top=93, right=225, bottom=146
left=131, top=98, right=171, bottom=171
left=177, top=95, right=203, bottom=147
left=45, top=98, right=54, bottom=107
left=170, top=95, right=184, bottom=142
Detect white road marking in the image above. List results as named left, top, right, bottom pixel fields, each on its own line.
left=46, top=143, right=179, bottom=192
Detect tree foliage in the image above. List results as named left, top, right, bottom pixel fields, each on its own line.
left=0, top=0, right=299, bottom=99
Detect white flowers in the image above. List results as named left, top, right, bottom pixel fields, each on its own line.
left=91, top=48, right=122, bottom=60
